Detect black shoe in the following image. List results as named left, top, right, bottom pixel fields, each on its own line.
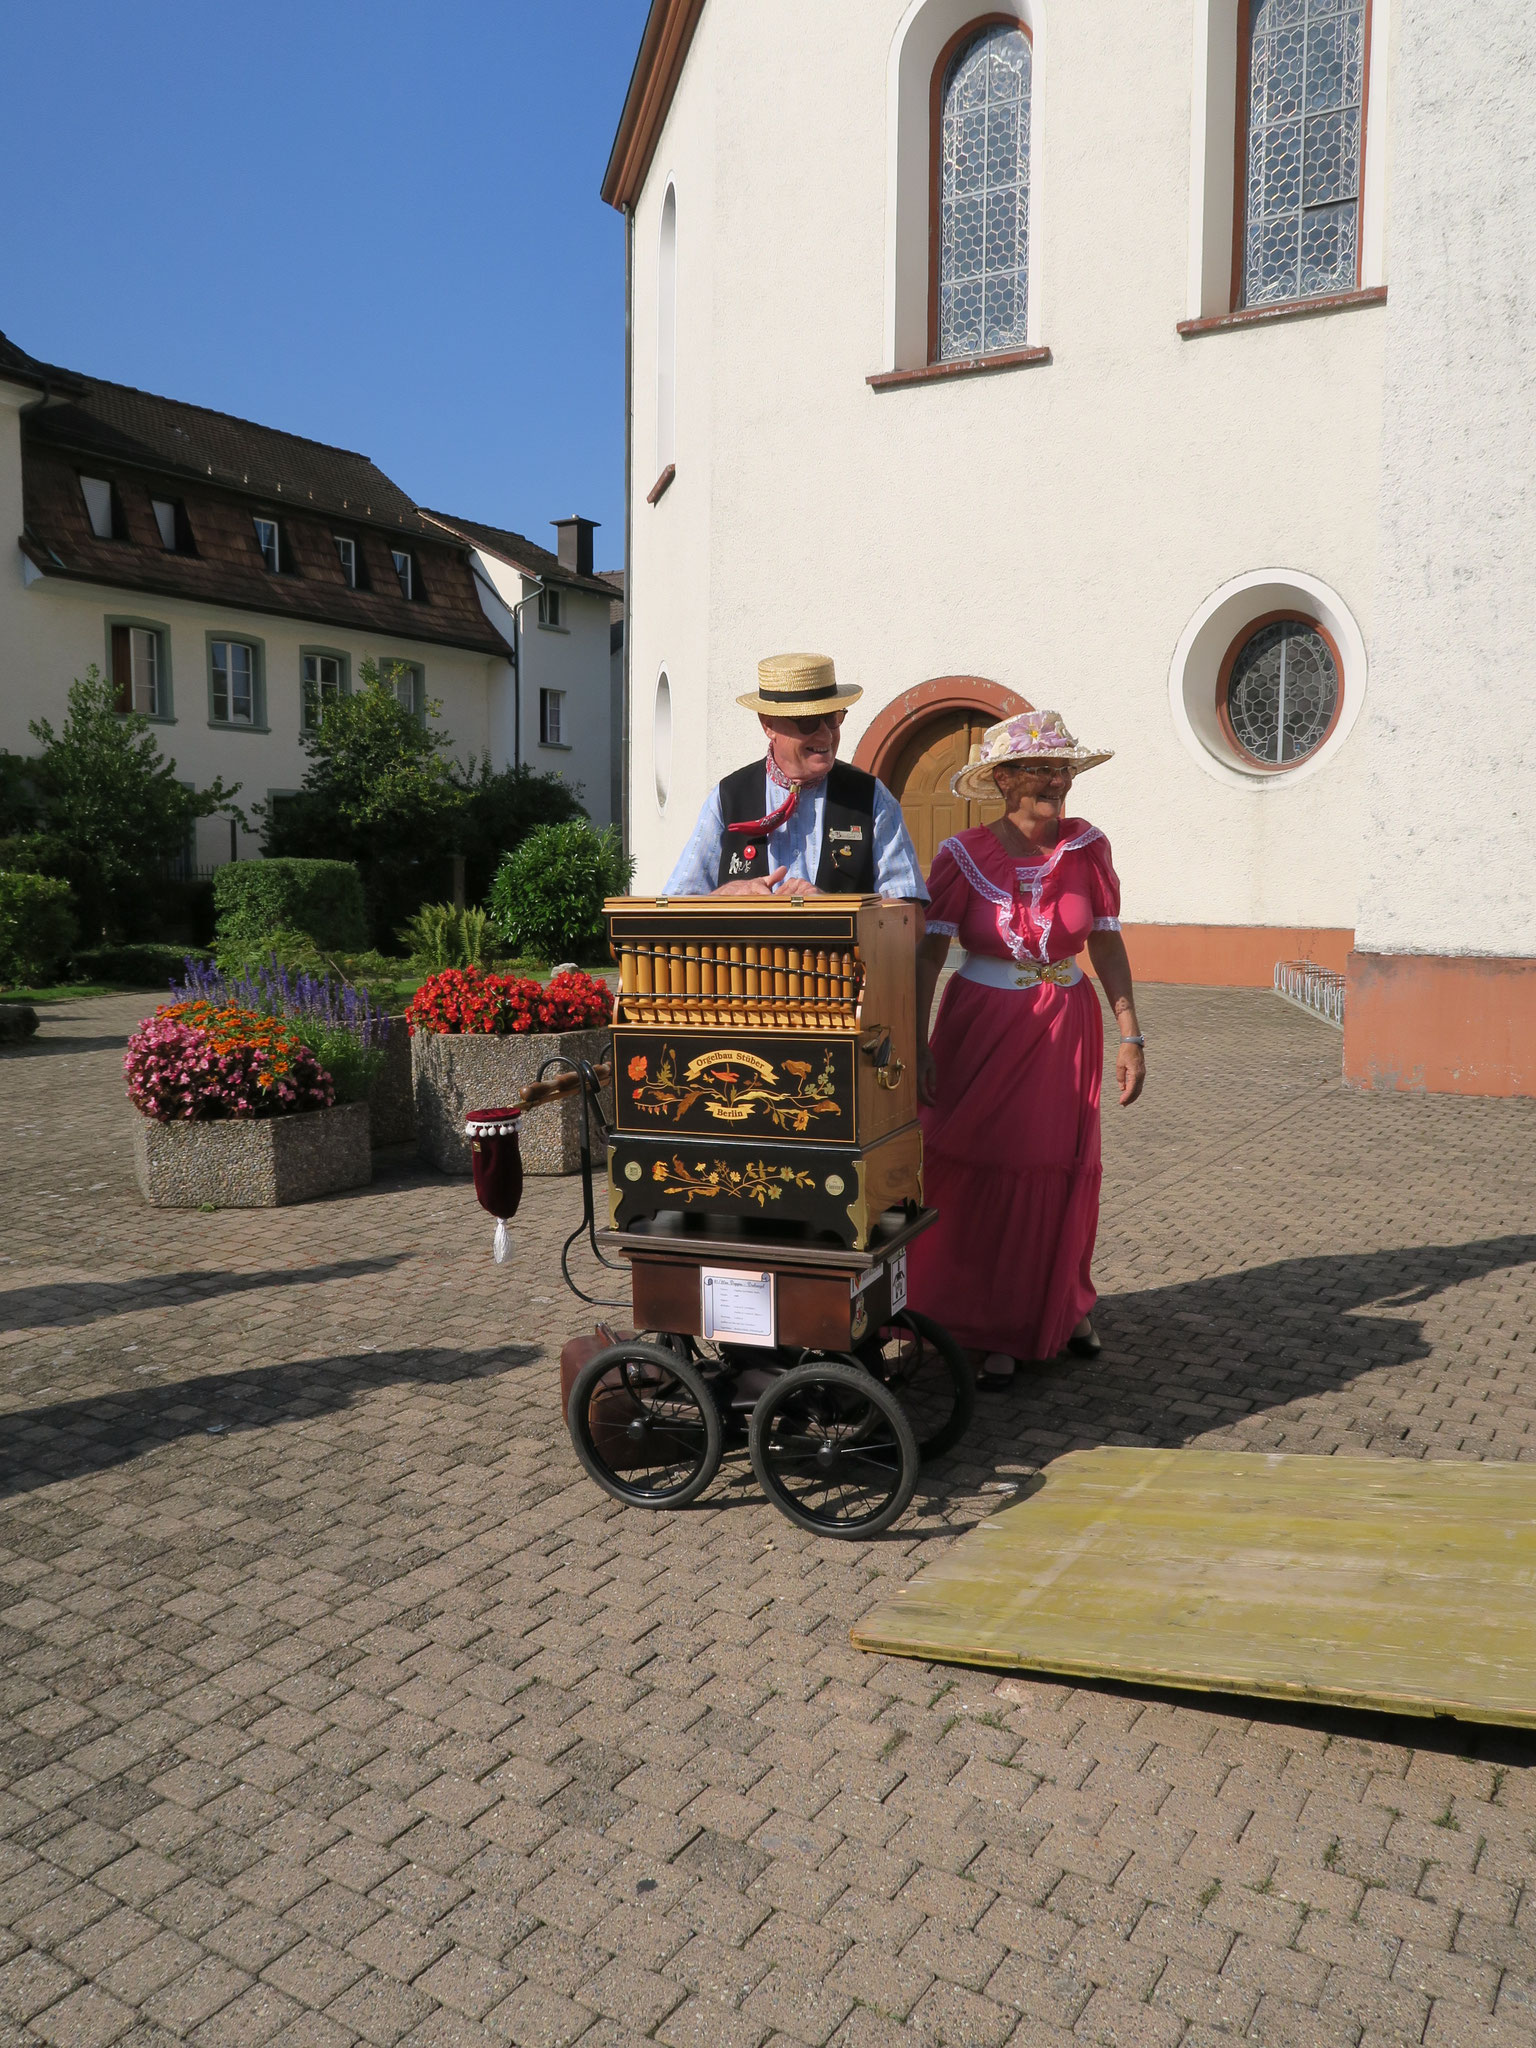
left=1066, top=1320, right=1101, bottom=1360
left=976, top=1351, right=1016, bottom=1391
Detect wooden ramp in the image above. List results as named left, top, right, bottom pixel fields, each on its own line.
left=852, top=1449, right=1536, bottom=1728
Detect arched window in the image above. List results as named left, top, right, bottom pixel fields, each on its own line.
left=1219, top=616, right=1341, bottom=768
left=1239, top=0, right=1368, bottom=308
left=933, top=20, right=1032, bottom=363
left=656, top=185, right=677, bottom=473
left=653, top=670, right=673, bottom=811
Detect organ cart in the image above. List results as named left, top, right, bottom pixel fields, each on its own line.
left=468, top=894, right=974, bottom=1538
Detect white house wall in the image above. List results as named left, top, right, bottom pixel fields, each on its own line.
left=625, top=0, right=1390, bottom=935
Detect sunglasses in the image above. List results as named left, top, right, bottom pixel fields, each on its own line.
left=1001, top=759, right=1075, bottom=779
left=786, top=712, right=845, bottom=736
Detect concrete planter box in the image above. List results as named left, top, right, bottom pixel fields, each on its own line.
left=133, top=1101, right=372, bottom=1208
left=411, top=1026, right=612, bottom=1175
left=367, top=1018, right=415, bottom=1148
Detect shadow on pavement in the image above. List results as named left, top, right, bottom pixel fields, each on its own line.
left=1, top=1034, right=137, bottom=1059
left=1, top=1254, right=416, bottom=1332
left=0, top=1342, right=542, bottom=1500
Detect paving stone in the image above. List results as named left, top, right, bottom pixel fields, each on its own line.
left=4, top=990, right=1536, bottom=2048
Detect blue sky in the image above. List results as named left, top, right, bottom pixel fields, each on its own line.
left=0, top=0, right=648, bottom=568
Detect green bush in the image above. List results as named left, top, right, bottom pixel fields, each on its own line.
left=74, top=942, right=212, bottom=987
left=397, top=902, right=490, bottom=971
left=0, top=872, right=78, bottom=986
left=214, top=859, right=367, bottom=953
left=487, top=823, right=633, bottom=964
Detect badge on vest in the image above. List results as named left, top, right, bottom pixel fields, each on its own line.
left=727, top=849, right=754, bottom=878
left=828, top=825, right=864, bottom=842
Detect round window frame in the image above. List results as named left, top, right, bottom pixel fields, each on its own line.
left=1215, top=610, right=1346, bottom=775
left=653, top=668, right=673, bottom=814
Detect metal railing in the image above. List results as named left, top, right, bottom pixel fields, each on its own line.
left=1274, top=958, right=1345, bottom=1029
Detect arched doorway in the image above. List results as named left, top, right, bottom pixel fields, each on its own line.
left=853, top=676, right=1030, bottom=874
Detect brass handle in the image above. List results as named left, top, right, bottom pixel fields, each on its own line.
left=876, top=1057, right=905, bottom=1091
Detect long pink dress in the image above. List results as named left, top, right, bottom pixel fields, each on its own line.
left=907, top=820, right=1120, bottom=1361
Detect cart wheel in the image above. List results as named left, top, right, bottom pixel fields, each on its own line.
left=862, top=1309, right=976, bottom=1460
left=567, top=1341, right=723, bottom=1509
left=748, top=1360, right=918, bottom=1538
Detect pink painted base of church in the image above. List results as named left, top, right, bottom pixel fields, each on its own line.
left=1344, top=952, right=1536, bottom=1098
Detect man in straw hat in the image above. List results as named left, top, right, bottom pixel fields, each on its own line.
left=664, top=653, right=927, bottom=900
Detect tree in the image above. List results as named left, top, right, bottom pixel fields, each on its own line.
left=451, top=754, right=588, bottom=907
left=261, top=658, right=466, bottom=941
left=25, top=668, right=242, bottom=940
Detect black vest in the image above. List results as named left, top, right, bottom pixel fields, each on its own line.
left=715, top=760, right=878, bottom=893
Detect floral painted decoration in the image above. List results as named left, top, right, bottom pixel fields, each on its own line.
left=125, top=1002, right=334, bottom=1122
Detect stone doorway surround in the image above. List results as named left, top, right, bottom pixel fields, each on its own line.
left=852, top=674, right=1028, bottom=876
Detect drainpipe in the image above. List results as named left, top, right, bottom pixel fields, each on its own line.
left=506, top=581, right=544, bottom=771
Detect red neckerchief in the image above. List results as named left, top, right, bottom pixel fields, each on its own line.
left=725, top=754, right=819, bottom=837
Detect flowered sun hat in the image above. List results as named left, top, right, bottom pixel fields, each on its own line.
left=950, top=708, right=1113, bottom=801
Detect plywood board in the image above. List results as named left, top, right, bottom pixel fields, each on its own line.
left=851, top=1449, right=1536, bottom=1727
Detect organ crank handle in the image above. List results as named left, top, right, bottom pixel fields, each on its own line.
left=861, top=1029, right=906, bottom=1091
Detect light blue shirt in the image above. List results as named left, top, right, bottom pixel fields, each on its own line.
left=665, top=761, right=929, bottom=901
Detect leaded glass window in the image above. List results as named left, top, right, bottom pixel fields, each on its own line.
left=1225, top=620, right=1338, bottom=766
left=1241, top=0, right=1366, bottom=307
left=937, top=23, right=1031, bottom=362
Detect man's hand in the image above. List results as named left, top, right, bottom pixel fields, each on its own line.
left=714, top=866, right=790, bottom=898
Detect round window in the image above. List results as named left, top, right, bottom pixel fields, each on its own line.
left=653, top=671, right=672, bottom=811
left=1219, top=617, right=1340, bottom=770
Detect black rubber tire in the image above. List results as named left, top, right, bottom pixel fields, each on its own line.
left=862, top=1308, right=976, bottom=1460
left=748, top=1360, right=919, bottom=1538
left=567, top=1341, right=723, bottom=1509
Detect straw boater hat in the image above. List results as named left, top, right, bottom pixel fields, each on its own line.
left=737, top=652, right=863, bottom=717
left=951, top=708, right=1114, bottom=802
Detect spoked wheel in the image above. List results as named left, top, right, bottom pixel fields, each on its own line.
left=748, top=1360, right=918, bottom=1538
left=567, top=1342, right=722, bottom=1508
left=861, top=1309, right=976, bottom=1460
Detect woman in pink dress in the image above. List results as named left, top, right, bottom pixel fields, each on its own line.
left=908, top=710, right=1146, bottom=1390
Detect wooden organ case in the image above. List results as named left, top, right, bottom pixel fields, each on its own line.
left=604, top=895, right=922, bottom=1248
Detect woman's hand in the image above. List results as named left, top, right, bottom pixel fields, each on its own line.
left=917, top=1048, right=938, bottom=1106
left=1116, top=1038, right=1146, bottom=1107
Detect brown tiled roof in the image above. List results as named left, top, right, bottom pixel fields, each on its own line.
left=418, top=509, right=618, bottom=601
left=0, top=330, right=85, bottom=397
left=16, top=362, right=511, bottom=657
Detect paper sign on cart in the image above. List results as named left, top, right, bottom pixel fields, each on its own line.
left=701, top=1268, right=776, bottom=1347
left=890, top=1250, right=908, bottom=1313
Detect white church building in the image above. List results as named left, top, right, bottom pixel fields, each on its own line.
left=603, top=0, right=1535, bottom=1098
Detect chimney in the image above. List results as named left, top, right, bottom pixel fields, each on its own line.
left=553, top=515, right=598, bottom=579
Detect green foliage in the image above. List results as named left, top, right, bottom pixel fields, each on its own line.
left=298, top=1024, right=385, bottom=1105
left=24, top=669, right=242, bottom=940
left=487, top=822, right=633, bottom=964
left=396, top=902, right=491, bottom=971
left=450, top=755, right=587, bottom=906
left=0, top=751, right=44, bottom=835
left=0, top=872, right=77, bottom=986
left=214, top=859, right=368, bottom=953
left=73, top=942, right=213, bottom=987
left=0, top=832, right=73, bottom=878
left=260, top=658, right=464, bottom=941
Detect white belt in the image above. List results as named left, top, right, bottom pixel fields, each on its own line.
left=957, top=951, right=1082, bottom=991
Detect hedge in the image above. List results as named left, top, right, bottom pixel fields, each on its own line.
left=486, top=822, right=633, bottom=964
left=0, top=871, right=77, bottom=986
left=73, top=943, right=212, bottom=987
left=213, top=859, right=367, bottom=952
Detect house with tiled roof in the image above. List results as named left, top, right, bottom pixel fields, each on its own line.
left=0, top=331, right=622, bottom=872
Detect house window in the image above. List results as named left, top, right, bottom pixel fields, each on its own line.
left=1239, top=0, right=1367, bottom=308
left=380, top=659, right=424, bottom=715
left=302, top=653, right=345, bottom=730
left=80, top=475, right=121, bottom=540
left=110, top=624, right=165, bottom=718
left=211, top=639, right=258, bottom=725
left=253, top=517, right=281, bottom=573
left=1219, top=617, right=1341, bottom=768
left=334, top=535, right=357, bottom=587
left=391, top=549, right=414, bottom=600
left=152, top=500, right=177, bottom=550
left=537, top=586, right=562, bottom=628
left=935, top=21, right=1033, bottom=362
left=539, top=689, right=565, bottom=746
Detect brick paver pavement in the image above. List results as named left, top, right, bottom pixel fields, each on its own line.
left=2, top=988, right=1535, bottom=2048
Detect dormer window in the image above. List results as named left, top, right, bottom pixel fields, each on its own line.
left=391, top=549, right=415, bottom=600
left=254, top=517, right=281, bottom=573
left=80, top=475, right=122, bottom=541
left=152, top=498, right=193, bottom=553
left=334, top=535, right=357, bottom=587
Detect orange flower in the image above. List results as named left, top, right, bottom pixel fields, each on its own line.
left=627, top=1055, right=648, bottom=1082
